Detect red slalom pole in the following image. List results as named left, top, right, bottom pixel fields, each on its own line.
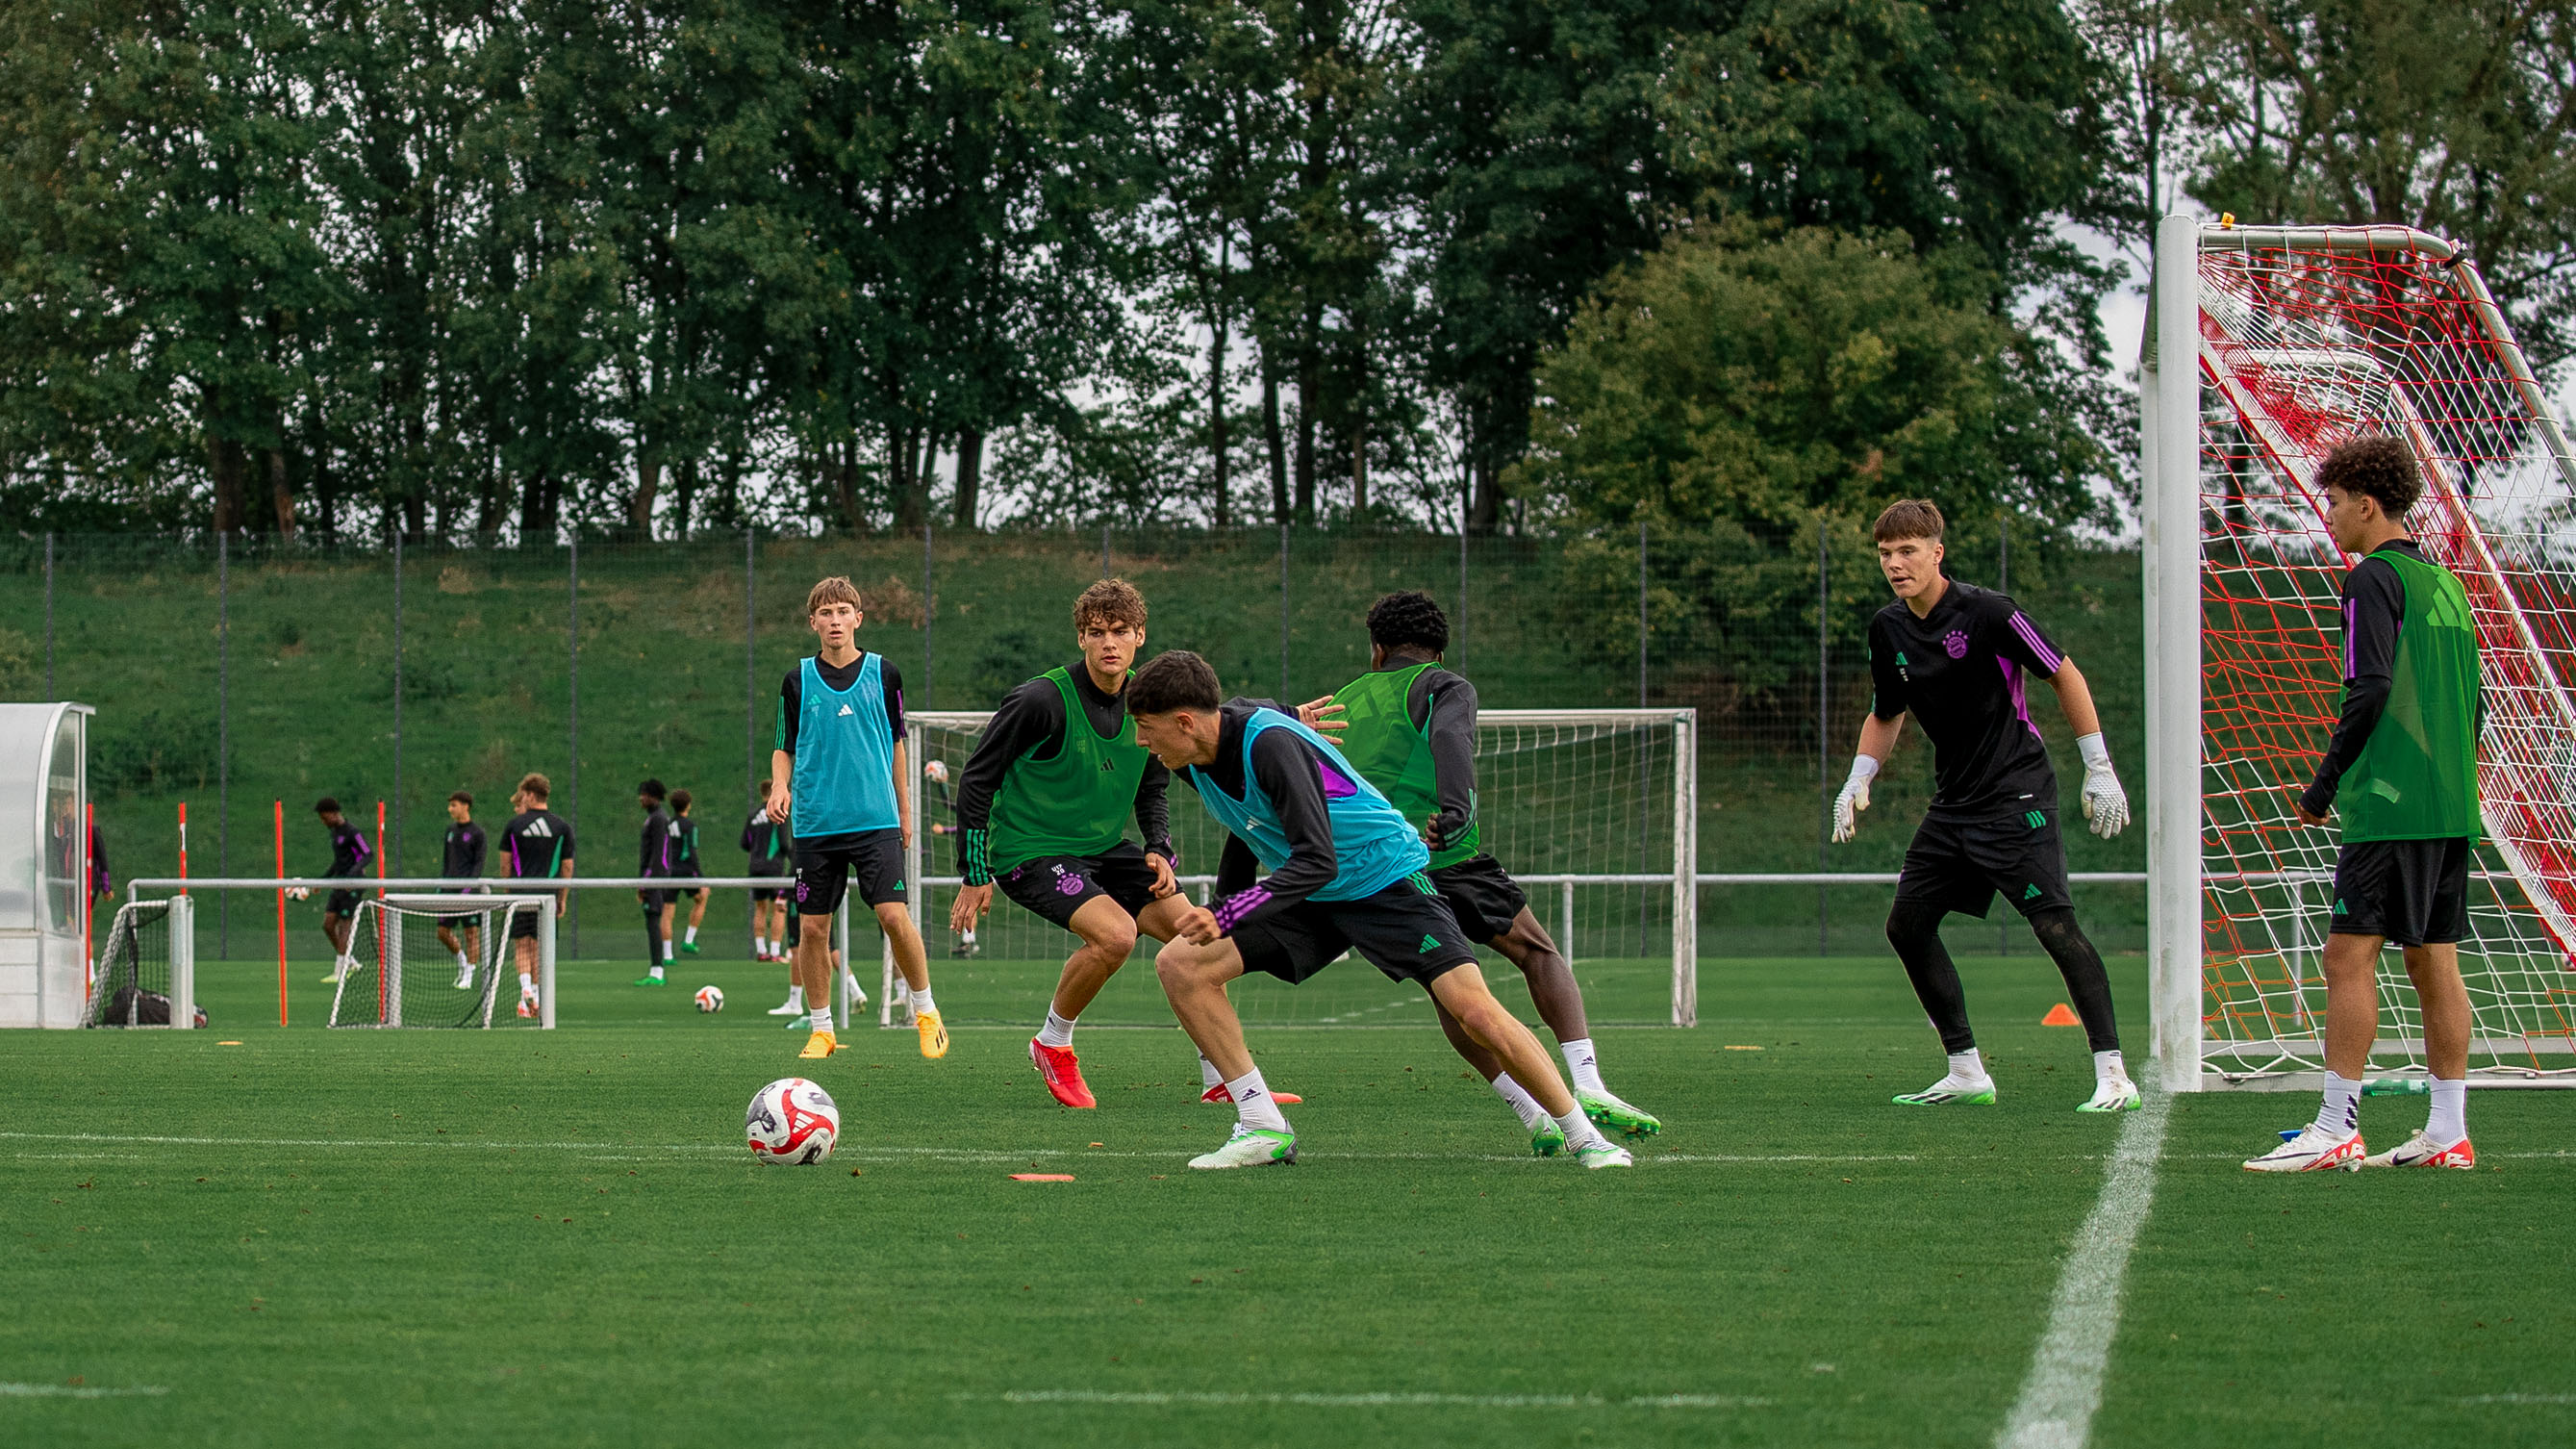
left=376, top=801, right=389, bottom=1022
left=275, top=800, right=287, bottom=1027
left=178, top=801, right=189, bottom=889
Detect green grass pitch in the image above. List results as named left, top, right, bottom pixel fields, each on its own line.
left=6, top=952, right=2572, bottom=1448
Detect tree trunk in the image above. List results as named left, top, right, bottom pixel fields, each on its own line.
left=403, top=494, right=426, bottom=543
left=1209, top=308, right=1230, bottom=527
left=671, top=458, right=697, bottom=538
left=475, top=449, right=503, bottom=538
left=520, top=468, right=554, bottom=539
left=1293, top=311, right=1318, bottom=523
left=630, top=457, right=661, bottom=535
left=952, top=429, right=983, bottom=528
left=1351, top=429, right=1366, bottom=515
left=267, top=447, right=295, bottom=541
left=209, top=432, right=245, bottom=534
left=1261, top=359, right=1289, bottom=524
left=1468, top=452, right=1502, bottom=536
left=833, top=436, right=864, bottom=531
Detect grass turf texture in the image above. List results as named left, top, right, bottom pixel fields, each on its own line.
left=10, top=953, right=2570, bottom=1449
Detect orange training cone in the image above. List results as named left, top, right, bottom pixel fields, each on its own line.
left=2040, top=1003, right=2082, bottom=1026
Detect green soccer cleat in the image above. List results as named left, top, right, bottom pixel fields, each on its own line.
left=679, top=942, right=701, bottom=955
left=632, top=975, right=669, bottom=987
left=2077, top=1079, right=2141, bottom=1113
left=1572, top=1138, right=1633, bottom=1169
left=1578, top=1089, right=1661, bottom=1138
left=1892, top=1076, right=1998, bottom=1106
left=1188, top=1124, right=1298, bottom=1170
left=1529, top=1119, right=1566, bottom=1157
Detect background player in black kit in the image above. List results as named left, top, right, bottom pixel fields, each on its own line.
left=499, top=772, right=574, bottom=1020
left=290, top=798, right=373, bottom=985
left=657, top=788, right=708, bottom=959
left=435, top=790, right=488, bottom=989
left=634, top=779, right=674, bottom=986
left=1831, top=499, right=2138, bottom=1112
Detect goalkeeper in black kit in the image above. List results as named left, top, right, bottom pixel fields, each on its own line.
left=1831, top=499, right=2138, bottom=1113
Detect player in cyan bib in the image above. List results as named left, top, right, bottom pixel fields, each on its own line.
left=1128, top=648, right=1631, bottom=1172
left=771, top=575, right=941, bottom=1062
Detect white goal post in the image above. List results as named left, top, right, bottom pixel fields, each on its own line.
left=2146, top=215, right=2576, bottom=1091
left=904, top=707, right=1700, bottom=1026
left=330, top=893, right=558, bottom=1030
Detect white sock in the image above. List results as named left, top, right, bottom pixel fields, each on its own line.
left=2314, top=1073, right=2361, bottom=1135
left=961, top=929, right=977, bottom=946
left=684, top=926, right=698, bottom=945
left=454, top=952, right=470, bottom=971
left=2426, top=1078, right=2467, bottom=1145
left=1491, top=1074, right=1548, bottom=1130
left=911, top=985, right=938, bottom=1016
left=1558, top=1038, right=1606, bottom=1096
left=1225, top=1069, right=1290, bottom=1132
left=1200, top=1055, right=1225, bottom=1090
left=2093, top=1049, right=2129, bottom=1084
left=647, top=964, right=665, bottom=979
left=1948, top=1048, right=1990, bottom=1084
left=810, top=1006, right=835, bottom=1033
left=518, top=971, right=536, bottom=998
left=1553, top=1106, right=1609, bottom=1151
left=660, top=943, right=674, bottom=962
left=766, top=938, right=782, bottom=957
left=1038, top=1010, right=1075, bottom=1049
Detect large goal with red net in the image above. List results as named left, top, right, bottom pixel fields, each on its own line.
left=2144, top=216, right=2576, bottom=1090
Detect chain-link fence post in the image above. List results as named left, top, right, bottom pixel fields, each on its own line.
left=567, top=534, right=579, bottom=960
left=1278, top=521, right=1290, bottom=699
left=1636, top=519, right=1648, bottom=706
left=922, top=518, right=935, bottom=706
left=42, top=533, right=53, bottom=697
left=218, top=532, right=230, bottom=959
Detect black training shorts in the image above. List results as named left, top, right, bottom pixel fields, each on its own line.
left=1427, top=853, right=1529, bottom=944
left=1894, top=805, right=2074, bottom=920
left=637, top=887, right=670, bottom=913
left=998, top=843, right=1168, bottom=931
left=325, top=888, right=363, bottom=917
left=507, top=899, right=548, bottom=941
left=794, top=828, right=906, bottom=916
left=2331, top=837, right=2471, bottom=947
left=1229, top=874, right=1480, bottom=988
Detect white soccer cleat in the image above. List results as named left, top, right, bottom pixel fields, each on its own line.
left=2077, top=1078, right=2140, bottom=1113
left=766, top=997, right=805, bottom=1016
left=451, top=967, right=475, bottom=991
left=2364, top=1131, right=2476, bottom=1169
left=1187, top=1124, right=1298, bottom=1170
left=842, top=973, right=868, bottom=1008
left=1572, top=1139, right=1633, bottom=1170
left=1892, top=1073, right=1998, bottom=1106
left=2242, top=1124, right=2366, bottom=1173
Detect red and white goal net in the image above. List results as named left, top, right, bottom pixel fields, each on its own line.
left=2150, top=220, right=2576, bottom=1086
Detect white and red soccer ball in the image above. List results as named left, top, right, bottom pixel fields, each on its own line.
left=746, top=1078, right=839, bottom=1164
left=695, top=984, right=724, bottom=1013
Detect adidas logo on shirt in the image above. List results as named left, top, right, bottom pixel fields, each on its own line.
left=837, top=703, right=854, bottom=717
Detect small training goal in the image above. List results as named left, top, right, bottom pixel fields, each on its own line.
left=329, top=893, right=558, bottom=1029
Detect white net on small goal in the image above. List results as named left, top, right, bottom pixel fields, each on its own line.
left=904, top=707, right=1697, bottom=1028
left=2170, top=222, right=2576, bottom=1083
left=85, top=898, right=185, bottom=1028
left=330, top=894, right=552, bottom=1029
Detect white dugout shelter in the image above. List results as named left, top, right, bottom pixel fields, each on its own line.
left=0, top=701, right=93, bottom=1028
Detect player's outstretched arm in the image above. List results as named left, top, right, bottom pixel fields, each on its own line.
left=2043, top=660, right=2130, bottom=839
left=1834, top=714, right=1902, bottom=843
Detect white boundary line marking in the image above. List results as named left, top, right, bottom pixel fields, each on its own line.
left=2461, top=1393, right=2576, bottom=1405
left=1994, top=1088, right=2171, bottom=1449
left=978, top=1389, right=1768, bottom=1410
left=0, top=1383, right=170, bottom=1399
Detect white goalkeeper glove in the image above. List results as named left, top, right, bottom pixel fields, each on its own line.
left=2077, top=732, right=2130, bottom=839
left=1831, top=755, right=1880, bottom=844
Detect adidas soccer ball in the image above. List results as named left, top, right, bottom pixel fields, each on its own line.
left=746, top=1078, right=838, bottom=1165
left=695, top=984, right=724, bottom=1013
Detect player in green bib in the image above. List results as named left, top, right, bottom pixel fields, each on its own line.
left=2249, top=435, right=2484, bottom=1174
left=1312, top=591, right=1660, bottom=1146
left=950, top=579, right=1197, bottom=1109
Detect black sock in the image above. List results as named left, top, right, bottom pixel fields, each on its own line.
left=2031, top=909, right=2120, bottom=1054
left=1887, top=901, right=1975, bottom=1054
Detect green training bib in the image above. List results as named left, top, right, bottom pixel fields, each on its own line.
left=1330, top=662, right=1478, bottom=870
left=2344, top=547, right=2481, bottom=842
left=988, top=667, right=1150, bottom=871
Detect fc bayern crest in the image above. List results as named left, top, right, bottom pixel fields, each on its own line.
left=1942, top=629, right=1969, bottom=659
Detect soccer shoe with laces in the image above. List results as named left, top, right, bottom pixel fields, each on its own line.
left=632, top=975, right=669, bottom=987
left=766, top=997, right=806, bottom=1016
left=517, top=997, right=539, bottom=1020
left=321, top=955, right=356, bottom=985
left=1529, top=1120, right=1566, bottom=1157
left=451, top=967, right=475, bottom=991
left=1200, top=1084, right=1303, bottom=1106
left=1188, top=1124, right=1298, bottom=1170
left=2242, top=1124, right=2365, bottom=1172
left=916, top=1008, right=949, bottom=1059
left=2078, top=1079, right=2141, bottom=1113
left=2365, top=1131, right=2476, bottom=1169
left=1893, top=1075, right=1998, bottom=1106
left=797, top=1030, right=840, bottom=1060
left=1572, top=1138, right=1634, bottom=1170
left=1030, top=1039, right=1097, bottom=1108
left=1578, top=1089, right=1661, bottom=1137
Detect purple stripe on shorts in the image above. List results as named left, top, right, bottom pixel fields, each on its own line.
left=1212, top=887, right=1271, bottom=934
left=2008, top=611, right=2061, bottom=674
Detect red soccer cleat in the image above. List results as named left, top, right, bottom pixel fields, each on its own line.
left=1030, top=1039, right=1098, bottom=1108
left=1200, top=1084, right=1301, bottom=1106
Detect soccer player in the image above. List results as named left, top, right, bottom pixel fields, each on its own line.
left=922, top=759, right=978, bottom=957
left=1831, top=498, right=2137, bottom=1112
left=498, top=772, right=573, bottom=1020
left=1129, top=649, right=1631, bottom=1171
left=771, top=575, right=941, bottom=1061
left=2246, top=436, right=2482, bottom=1173
left=436, top=791, right=489, bottom=989
left=634, top=779, right=674, bottom=986
left=311, top=798, right=372, bottom=983
left=948, top=578, right=1192, bottom=1108
left=1320, top=591, right=1660, bottom=1149
left=658, top=788, right=709, bottom=957
left=745, top=778, right=792, bottom=966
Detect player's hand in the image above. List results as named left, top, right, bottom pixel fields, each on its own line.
left=901, top=822, right=914, bottom=851
left=1831, top=756, right=1879, bottom=844
left=770, top=786, right=792, bottom=824
left=2080, top=765, right=2131, bottom=839
left=2295, top=797, right=2331, bottom=827
left=1295, top=697, right=1347, bottom=735
left=950, top=881, right=992, bottom=933
left=1174, top=903, right=1222, bottom=945
left=1424, top=809, right=1467, bottom=852
left=1146, top=852, right=1177, bottom=899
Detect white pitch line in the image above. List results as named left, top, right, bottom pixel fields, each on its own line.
left=982, top=1389, right=1767, bottom=1410
left=1993, top=1088, right=2172, bottom=1449
left=2460, top=1393, right=2576, bottom=1405
left=0, top=1383, right=170, bottom=1399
